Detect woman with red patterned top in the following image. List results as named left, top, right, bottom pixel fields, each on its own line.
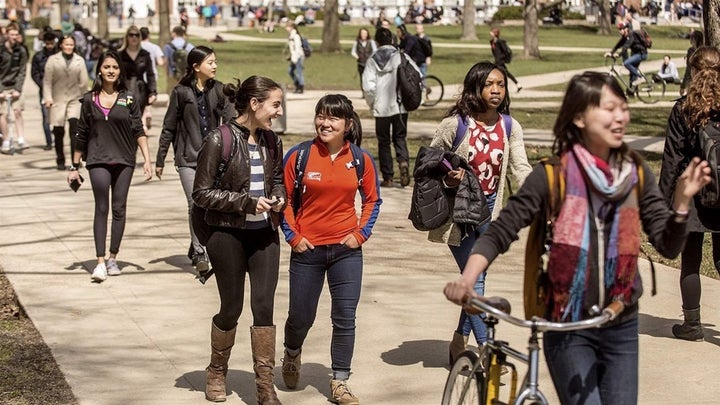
left=428, top=61, right=532, bottom=364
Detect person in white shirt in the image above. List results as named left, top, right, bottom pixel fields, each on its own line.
left=139, top=26, right=165, bottom=130
left=657, top=54, right=681, bottom=84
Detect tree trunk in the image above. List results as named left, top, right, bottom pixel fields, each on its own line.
left=97, top=0, right=108, bottom=39
left=523, top=0, right=540, bottom=58
left=321, top=0, right=341, bottom=52
left=282, top=0, right=290, bottom=16
left=704, top=0, right=720, bottom=47
left=460, top=0, right=477, bottom=41
left=158, top=0, right=170, bottom=47
left=598, top=0, right=612, bottom=35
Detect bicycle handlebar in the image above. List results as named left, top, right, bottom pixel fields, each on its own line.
left=464, top=295, right=624, bottom=332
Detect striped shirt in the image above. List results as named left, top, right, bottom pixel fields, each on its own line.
left=244, top=143, right=270, bottom=229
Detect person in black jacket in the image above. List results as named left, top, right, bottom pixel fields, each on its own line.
left=605, top=22, right=649, bottom=89
left=679, top=30, right=703, bottom=96
left=490, top=28, right=521, bottom=92
left=192, top=75, right=286, bottom=403
left=659, top=46, right=720, bottom=342
left=397, top=24, right=426, bottom=77
left=155, top=45, right=235, bottom=271
left=31, top=31, right=57, bottom=150
left=118, top=25, right=156, bottom=118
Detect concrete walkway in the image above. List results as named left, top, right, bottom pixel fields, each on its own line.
left=2, top=27, right=718, bottom=405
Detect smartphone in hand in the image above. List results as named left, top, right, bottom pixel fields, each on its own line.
left=440, top=158, right=454, bottom=173
left=269, top=199, right=281, bottom=206
left=69, top=175, right=84, bottom=192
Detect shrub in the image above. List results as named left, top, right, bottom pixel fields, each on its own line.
left=30, top=16, right=50, bottom=29
left=491, top=6, right=585, bottom=22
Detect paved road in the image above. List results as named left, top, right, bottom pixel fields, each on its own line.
left=1, top=25, right=718, bottom=405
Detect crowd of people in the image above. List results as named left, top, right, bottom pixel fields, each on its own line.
left=1, top=9, right=717, bottom=405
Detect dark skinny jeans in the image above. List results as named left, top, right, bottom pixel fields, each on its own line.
left=284, top=244, right=363, bottom=376
left=207, top=226, right=280, bottom=331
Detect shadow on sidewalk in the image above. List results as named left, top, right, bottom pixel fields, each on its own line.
left=381, top=339, right=449, bottom=369
left=639, top=312, right=720, bottom=348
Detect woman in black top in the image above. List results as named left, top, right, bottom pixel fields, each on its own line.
left=155, top=45, right=235, bottom=271
left=118, top=25, right=156, bottom=118
left=66, top=50, right=152, bottom=283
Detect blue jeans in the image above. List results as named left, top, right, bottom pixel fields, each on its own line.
left=543, top=317, right=638, bottom=405
left=288, top=57, right=305, bottom=87
left=449, top=193, right=496, bottom=345
left=623, top=53, right=648, bottom=84
left=284, top=244, right=363, bottom=376
left=39, top=91, right=51, bottom=146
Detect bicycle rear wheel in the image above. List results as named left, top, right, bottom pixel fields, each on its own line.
left=442, top=350, right=482, bottom=405
left=422, top=74, right=444, bottom=107
left=635, top=79, right=665, bottom=104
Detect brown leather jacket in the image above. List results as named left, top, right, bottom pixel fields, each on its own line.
left=192, top=120, right=286, bottom=230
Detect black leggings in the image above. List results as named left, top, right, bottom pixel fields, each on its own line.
left=53, top=118, right=78, bottom=166
left=88, top=164, right=134, bottom=257
left=496, top=63, right=518, bottom=85
left=679, top=232, right=720, bottom=309
left=207, top=226, right=280, bottom=331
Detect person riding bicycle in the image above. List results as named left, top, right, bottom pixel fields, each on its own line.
left=605, top=22, right=649, bottom=92
left=444, top=72, right=711, bottom=404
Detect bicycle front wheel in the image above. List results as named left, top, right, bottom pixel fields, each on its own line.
left=441, top=350, right=482, bottom=405
left=422, top=74, right=444, bottom=107
left=635, top=80, right=666, bottom=104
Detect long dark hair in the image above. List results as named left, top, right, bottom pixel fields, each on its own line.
left=179, top=45, right=214, bottom=86
left=314, top=94, right=363, bottom=146
left=91, top=50, right=127, bottom=93
left=446, top=61, right=510, bottom=120
left=223, top=75, right=281, bottom=117
left=552, top=71, right=627, bottom=156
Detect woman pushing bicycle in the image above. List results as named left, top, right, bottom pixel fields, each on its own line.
left=444, top=72, right=711, bottom=404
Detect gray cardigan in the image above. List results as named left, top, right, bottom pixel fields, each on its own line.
left=428, top=114, right=532, bottom=246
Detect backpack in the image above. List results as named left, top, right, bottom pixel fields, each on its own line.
left=286, top=141, right=365, bottom=217
left=300, top=35, right=312, bottom=57
left=396, top=51, right=423, bottom=112
left=192, top=127, right=278, bottom=245
left=418, top=36, right=433, bottom=58
left=635, top=28, right=653, bottom=49
left=523, top=155, right=652, bottom=320
left=169, top=40, right=189, bottom=78
left=697, top=119, right=720, bottom=208
left=502, top=40, right=513, bottom=63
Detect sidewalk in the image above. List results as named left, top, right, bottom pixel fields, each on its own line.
left=2, top=42, right=718, bottom=404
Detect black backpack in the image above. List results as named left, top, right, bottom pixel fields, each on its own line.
left=698, top=119, right=720, bottom=208
left=396, top=51, right=423, bottom=111
left=286, top=141, right=365, bottom=217
left=418, top=36, right=433, bottom=58
left=169, top=40, right=189, bottom=78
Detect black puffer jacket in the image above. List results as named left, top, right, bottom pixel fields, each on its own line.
left=413, top=146, right=490, bottom=231
left=156, top=79, right=235, bottom=168
left=192, top=121, right=286, bottom=230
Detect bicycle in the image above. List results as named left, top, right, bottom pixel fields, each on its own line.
left=441, top=296, right=623, bottom=405
left=421, top=74, right=444, bottom=107
left=605, top=55, right=665, bottom=104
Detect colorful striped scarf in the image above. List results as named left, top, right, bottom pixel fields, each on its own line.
left=547, top=145, right=640, bottom=321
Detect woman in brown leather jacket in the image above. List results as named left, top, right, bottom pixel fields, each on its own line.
left=192, top=75, right=286, bottom=404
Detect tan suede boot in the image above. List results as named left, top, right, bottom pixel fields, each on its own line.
left=251, top=326, right=282, bottom=405
left=448, top=331, right=468, bottom=365
left=206, top=322, right=236, bottom=402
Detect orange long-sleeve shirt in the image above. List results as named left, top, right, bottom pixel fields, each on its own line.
left=281, top=139, right=382, bottom=248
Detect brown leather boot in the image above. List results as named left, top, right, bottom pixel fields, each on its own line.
left=448, top=331, right=468, bottom=365
left=206, top=322, right=236, bottom=402
left=251, top=326, right=282, bottom=405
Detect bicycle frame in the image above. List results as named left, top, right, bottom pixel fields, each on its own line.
left=445, top=297, right=620, bottom=405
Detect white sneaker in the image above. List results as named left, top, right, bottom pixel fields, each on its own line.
left=106, top=258, right=121, bottom=276
left=632, top=77, right=646, bottom=87
left=91, top=263, right=108, bottom=282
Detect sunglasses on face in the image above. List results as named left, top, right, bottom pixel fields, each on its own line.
left=128, top=33, right=140, bottom=37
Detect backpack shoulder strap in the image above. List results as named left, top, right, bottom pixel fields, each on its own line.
left=217, top=124, right=233, bottom=163
left=348, top=143, right=365, bottom=188
left=501, top=113, right=513, bottom=138
left=453, top=115, right=469, bottom=151
left=291, top=141, right=313, bottom=216
left=540, top=156, right=564, bottom=222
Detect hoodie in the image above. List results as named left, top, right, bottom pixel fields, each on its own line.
left=362, top=45, right=419, bottom=118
